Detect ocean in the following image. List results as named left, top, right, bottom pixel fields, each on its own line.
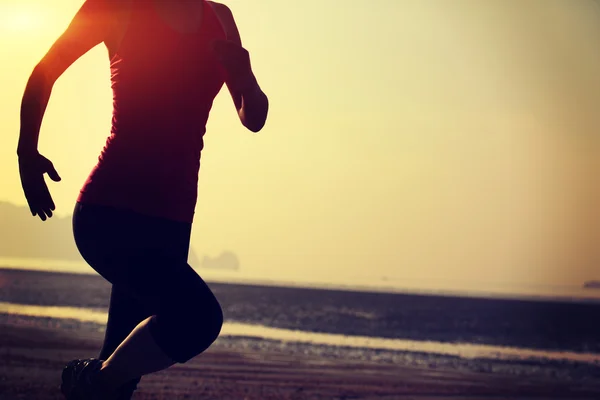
left=1, top=267, right=599, bottom=381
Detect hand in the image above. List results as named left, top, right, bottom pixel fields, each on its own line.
left=18, top=153, right=61, bottom=221
left=211, top=39, right=255, bottom=92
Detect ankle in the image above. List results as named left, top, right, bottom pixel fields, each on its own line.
left=94, top=360, right=125, bottom=392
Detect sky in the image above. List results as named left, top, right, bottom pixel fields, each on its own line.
left=0, top=0, right=599, bottom=298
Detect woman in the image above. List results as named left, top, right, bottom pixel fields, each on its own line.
left=16, top=0, right=268, bottom=398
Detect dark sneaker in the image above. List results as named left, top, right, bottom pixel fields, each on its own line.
left=60, top=358, right=117, bottom=400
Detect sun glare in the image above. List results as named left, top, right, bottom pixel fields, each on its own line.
left=1, top=6, right=44, bottom=32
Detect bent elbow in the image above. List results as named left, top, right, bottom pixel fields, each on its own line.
left=237, top=89, right=268, bottom=132
left=246, top=120, right=265, bottom=133
left=241, top=105, right=268, bottom=133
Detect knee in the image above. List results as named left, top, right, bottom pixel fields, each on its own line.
left=197, top=297, right=224, bottom=344
left=170, top=296, right=224, bottom=361
left=150, top=285, right=224, bottom=364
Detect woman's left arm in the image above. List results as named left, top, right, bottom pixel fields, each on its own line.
left=211, top=2, right=269, bottom=133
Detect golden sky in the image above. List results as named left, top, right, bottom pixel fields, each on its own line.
left=1, top=0, right=599, bottom=297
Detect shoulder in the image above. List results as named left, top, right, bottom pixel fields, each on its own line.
left=86, top=0, right=133, bottom=22
left=78, top=0, right=122, bottom=16
left=207, top=1, right=234, bottom=19
left=207, top=1, right=241, bottom=44
left=74, top=0, right=132, bottom=32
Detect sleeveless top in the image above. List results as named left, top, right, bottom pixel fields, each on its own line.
left=77, top=0, right=227, bottom=223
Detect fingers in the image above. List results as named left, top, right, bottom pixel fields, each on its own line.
left=47, top=165, right=62, bottom=182
left=31, top=203, right=53, bottom=221
left=38, top=210, right=48, bottom=222
left=24, top=177, right=56, bottom=222
left=43, top=159, right=62, bottom=182
left=28, top=201, right=52, bottom=221
left=19, top=154, right=59, bottom=221
left=40, top=183, right=56, bottom=217
left=33, top=205, right=52, bottom=221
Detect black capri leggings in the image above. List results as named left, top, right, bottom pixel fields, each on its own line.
left=72, top=202, right=223, bottom=364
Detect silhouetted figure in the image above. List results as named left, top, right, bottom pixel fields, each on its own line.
left=17, top=1, right=268, bottom=398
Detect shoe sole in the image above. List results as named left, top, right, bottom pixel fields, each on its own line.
left=60, top=359, right=81, bottom=399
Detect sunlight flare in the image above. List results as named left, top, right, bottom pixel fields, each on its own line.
left=0, top=5, right=46, bottom=32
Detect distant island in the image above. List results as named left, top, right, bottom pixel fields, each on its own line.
left=201, top=251, right=240, bottom=271
left=583, top=281, right=600, bottom=290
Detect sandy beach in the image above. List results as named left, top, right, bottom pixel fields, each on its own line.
left=1, top=319, right=599, bottom=400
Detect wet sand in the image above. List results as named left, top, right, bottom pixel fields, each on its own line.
left=1, top=321, right=599, bottom=400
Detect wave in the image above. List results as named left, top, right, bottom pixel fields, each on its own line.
left=1, top=301, right=598, bottom=366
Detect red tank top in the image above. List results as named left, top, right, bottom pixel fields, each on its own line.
left=77, top=0, right=227, bottom=223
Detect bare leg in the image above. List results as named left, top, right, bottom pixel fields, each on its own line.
left=99, top=285, right=152, bottom=397
left=95, top=316, right=176, bottom=391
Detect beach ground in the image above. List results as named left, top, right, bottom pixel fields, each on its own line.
left=0, top=321, right=598, bottom=400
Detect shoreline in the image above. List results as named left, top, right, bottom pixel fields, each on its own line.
left=1, top=319, right=600, bottom=399
left=2, top=265, right=599, bottom=304
left=1, top=301, right=600, bottom=369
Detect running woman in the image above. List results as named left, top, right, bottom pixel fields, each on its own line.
left=16, top=1, right=269, bottom=398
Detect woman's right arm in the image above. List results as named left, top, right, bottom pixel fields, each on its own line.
left=17, top=0, right=114, bottom=157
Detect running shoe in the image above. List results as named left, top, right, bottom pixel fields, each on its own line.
left=60, top=358, right=117, bottom=399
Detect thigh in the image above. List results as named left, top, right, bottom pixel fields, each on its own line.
left=111, top=249, right=218, bottom=317
left=72, top=202, right=216, bottom=315
left=72, top=202, right=191, bottom=282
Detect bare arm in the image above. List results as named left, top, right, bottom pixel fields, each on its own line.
left=17, top=0, right=113, bottom=156
left=211, top=2, right=269, bottom=133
